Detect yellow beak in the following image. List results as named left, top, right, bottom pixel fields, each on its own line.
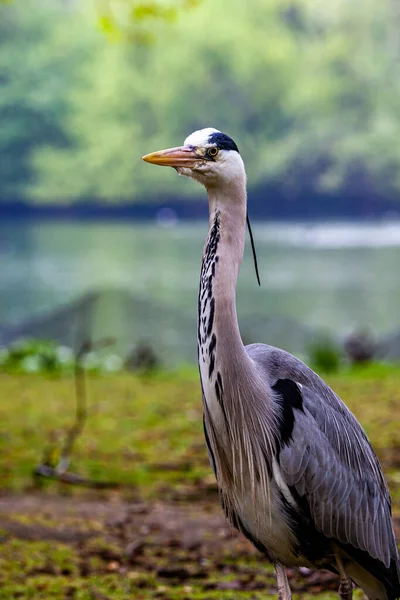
left=142, top=145, right=199, bottom=168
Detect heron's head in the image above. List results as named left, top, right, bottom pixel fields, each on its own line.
left=142, top=128, right=245, bottom=189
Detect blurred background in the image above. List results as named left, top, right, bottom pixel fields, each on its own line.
left=0, top=3, right=399, bottom=599
left=1, top=0, right=400, bottom=370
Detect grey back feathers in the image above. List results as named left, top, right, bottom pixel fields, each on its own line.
left=248, top=344, right=398, bottom=570
left=205, top=340, right=400, bottom=597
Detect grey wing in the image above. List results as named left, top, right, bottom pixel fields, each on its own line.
left=247, top=343, right=399, bottom=571
left=280, top=388, right=396, bottom=568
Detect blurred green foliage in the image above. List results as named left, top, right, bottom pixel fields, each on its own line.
left=308, top=336, right=342, bottom=373
left=2, top=0, right=400, bottom=203
left=0, top=339, right=123, bottom=374
left=97, top=0, right=200, bottom=42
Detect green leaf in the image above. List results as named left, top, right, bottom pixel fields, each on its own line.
left=97, top=15, right=116, bottom=34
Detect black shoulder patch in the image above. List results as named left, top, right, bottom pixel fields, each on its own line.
left=272, top=379, right=304, bottom=449
left=208, top=131, right=239, bottom=153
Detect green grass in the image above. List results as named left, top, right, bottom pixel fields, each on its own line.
left=0, top=365, right=399, bottom=495
left=0, top=368, right=209, bottom=494
left=0, top=365, right=399, bottom=599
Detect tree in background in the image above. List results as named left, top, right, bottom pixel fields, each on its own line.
left=0, top=2, right=72, bottom=198
left=1, top=0, right=400, bottom=210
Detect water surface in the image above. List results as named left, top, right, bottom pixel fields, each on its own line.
left=1, top=221, right=399, bottom=363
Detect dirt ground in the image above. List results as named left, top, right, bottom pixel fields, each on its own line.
left=0, top=491, right=398, bottom=599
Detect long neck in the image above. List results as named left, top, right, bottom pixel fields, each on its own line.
left=198, top=179, right=276, bottom=496
left=197, top=179, right=253, bottom=388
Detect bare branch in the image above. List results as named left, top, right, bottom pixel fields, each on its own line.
left=33, top=337, right=126, bottom=490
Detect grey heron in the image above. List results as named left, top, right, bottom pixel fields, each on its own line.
left=142, top=128, right=400, bottom=600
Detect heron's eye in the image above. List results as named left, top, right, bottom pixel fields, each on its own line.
left=207, top=147, right=219, bottom=159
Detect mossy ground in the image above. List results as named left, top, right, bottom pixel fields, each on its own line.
left=0, top=365, right=399, bottom=599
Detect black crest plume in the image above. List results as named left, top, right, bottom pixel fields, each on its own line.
left=246, top=213, right=261, bottom=286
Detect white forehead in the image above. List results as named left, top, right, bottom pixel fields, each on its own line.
left=184, top=127, right=220, bottom=147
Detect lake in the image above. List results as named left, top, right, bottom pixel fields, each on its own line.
left=1, top=220, right=400, bottom=364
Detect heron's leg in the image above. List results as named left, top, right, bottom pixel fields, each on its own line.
left=275, top=563, right=292, bottom=600
left=335, top=553, right=353, bottom=600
